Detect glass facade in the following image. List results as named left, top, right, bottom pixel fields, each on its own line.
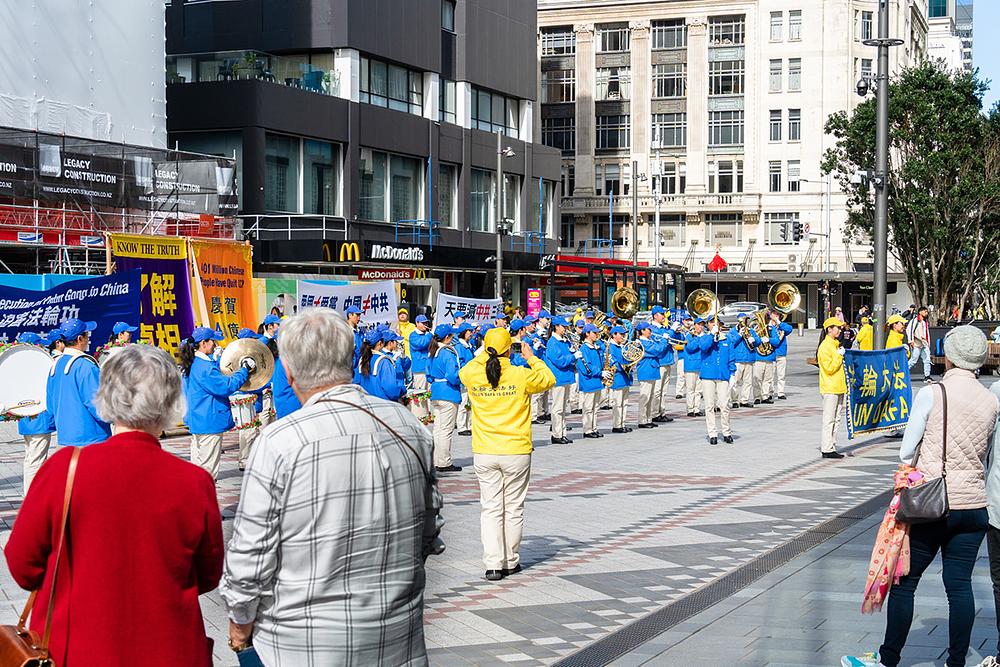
left=470, top=168, right=495, bottom=232
left=303, top=139, right=340, bottom=216
left=437, top=163, right=457, bottom=228
left=265, top=133, right=299, bottom=212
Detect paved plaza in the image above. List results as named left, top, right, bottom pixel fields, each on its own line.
left=0, top=336, right=993, bottom=666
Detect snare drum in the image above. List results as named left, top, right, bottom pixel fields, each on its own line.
left=261, top=387, right=275, bottom=421
left=229, top=392, right=259, bottom=431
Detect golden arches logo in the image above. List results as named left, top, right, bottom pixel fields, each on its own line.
left=339, top=242, right=361, bottom=263
left=413, top=268, right=427, bottom=280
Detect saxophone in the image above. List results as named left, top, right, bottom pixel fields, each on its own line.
left=602, top=341, right=615, bottom=388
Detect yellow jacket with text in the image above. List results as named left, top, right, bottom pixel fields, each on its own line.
left=459, top=355, right=556, bottom=456
left=856, top=323, right=874, bottom=351
left=818, top=336, right=847, bottom=395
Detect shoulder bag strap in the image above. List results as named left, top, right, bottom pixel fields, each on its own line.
left=16, top=446, right=81, bottom=657
left=940, top=383, right=948, bottom=479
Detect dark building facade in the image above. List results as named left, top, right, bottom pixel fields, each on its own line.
left=165, top=0, right=561, bottom=303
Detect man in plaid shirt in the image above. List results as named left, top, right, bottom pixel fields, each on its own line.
left=221, top=308, right=444, bottom=666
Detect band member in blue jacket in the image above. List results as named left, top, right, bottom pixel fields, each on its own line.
left=428, top=324, right=463, bottom=473
left=180, top=326, right=251, bottom=480
left=46, top=318, right=111, bottom=448
left=675, top=314, right=695, bottom=399
left=681, top=317, right=706, bottom=417
left=235, top=327, right=274, bottom=471
left=649, top=305, right=676, bottom=423
left=408, top=314, right=433, bottom=420
left=729, top=314, right=756, bottom=408
left=271, top=355, right=301, bottom=419
left=770, top=310, right=795, bottom=400
left=524, top=315, right=550, bottom=423
left=15, top=332, right=55, bottom=494
left=751, top=316, right=783, bottom=404
left=509, top=319, right=529, bottom=367
left=383, top=329, right=411, bottom=395
left=635, top=322, right=667, bottom=429
left=576, top=324, right=606, bottom=439
left=688, top=321, right=737, bottom=444
left=345, top=305, right=363, bottom=368
left=607, top=325, right=633, bottom=433
left=454, top=322, right=476, bottom=436
left=543, top=316, right=576, bottom=444
left=355, top=328, right=402, bottom=401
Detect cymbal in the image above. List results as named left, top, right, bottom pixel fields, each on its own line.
left=219, top=338, right=275, bottom=392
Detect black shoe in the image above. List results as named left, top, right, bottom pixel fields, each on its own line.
left=541, top=414, right=552, bottom=421
left=584, top=431, right=601, bottom=439
left=596, top=431, right=605, bottom=437
left=731, top=403, right=740, bottom=409
left=550, top=436, right=572, bottom=444
left=571, top=408, right=582, bottom=415
left=675, top=394, right=683, bottom=399
left=652, top=415, right=668, bottom=423
left=762, top=398, right=774, bottom=404
left=696, top=411, right=706, bottom=417
left=501, top=564, right=522, bottom=577
left=754, top=399, right=761, bottom=405
left=822, top=451, right=845, bottom=459
left=709, top=437, right=718, bottom=445
left=600, top=405, right=612, bottom=410
left=531, top=419, right=545, bottom=425
left=485, top=570, right=504, bottom=581
left=687, top=411, right=696, bottom=417
left=638, top=423, right=655, bottom=429
left=777, top=395, right=787, bottom=400
left=436, top=464, right=463, bottom=473
left=740, top=403, right=754, bottom=408
left=567, top=426, right=574, bottom=431
left=238, top=463, right=246, bottom=472
left=714, top=407, right=721, bottom=413
left=723, top=435, right=734, bottom=444
left=611, top=427, right=632, bottom=434
left=657, top=415, right=675, bottom=423
left=923, top=376, right=934, bottom=383
left=457, top=430, right=472, bottom=436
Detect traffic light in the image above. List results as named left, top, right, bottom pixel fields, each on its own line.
left=792, top=220, right=804, bottom=242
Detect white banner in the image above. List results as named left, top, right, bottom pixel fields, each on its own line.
left=296, top=280, right=398, bottom=326
left=433, top=292, right=504, bottom=328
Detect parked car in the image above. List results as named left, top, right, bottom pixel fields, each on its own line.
left=717, top=301, right=767, bottom=326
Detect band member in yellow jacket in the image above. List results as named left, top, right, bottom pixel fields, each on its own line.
left=817, top=316, right=847, bottom=460
left=459, top=328, right=556, bottom=582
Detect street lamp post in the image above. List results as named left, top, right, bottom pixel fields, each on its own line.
left=495, top=132, right=515, bottom=300
left=631, top=160, right=647, bottom=268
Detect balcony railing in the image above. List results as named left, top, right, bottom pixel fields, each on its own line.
left=167, top=50, right=340, bottom=97
left=565, top=192, right=758, bottom=211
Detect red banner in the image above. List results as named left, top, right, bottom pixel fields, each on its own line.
left=358, top=268, right=414, bottom=281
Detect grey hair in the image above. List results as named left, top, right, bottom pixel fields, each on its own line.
left=278, top=308, right=354, bottom=392
left=95, top=345, right=185, bottom=433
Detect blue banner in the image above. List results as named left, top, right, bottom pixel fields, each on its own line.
left=844, top=347, right=913, bottom=439
left=0, top=271, right=141, bottom=349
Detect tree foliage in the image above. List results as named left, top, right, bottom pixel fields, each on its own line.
left=822, top=61, right=1000, bottom=323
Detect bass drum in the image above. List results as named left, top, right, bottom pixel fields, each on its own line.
left=0, top=344, right=55, bottom=417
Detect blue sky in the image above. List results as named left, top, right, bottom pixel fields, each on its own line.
left=974, top=1, right=999, bottom=112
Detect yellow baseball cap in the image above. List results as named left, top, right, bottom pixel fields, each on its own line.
left=823, top=317, right=846, bottom=328
left=483, top=328, right=512, bottom=355
left=886, top=314, right=907, bottom=326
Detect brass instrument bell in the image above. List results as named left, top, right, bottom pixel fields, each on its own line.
left=685, top=288, right=719, bottom=321
left=610, top=287, right=640, bottom=320
left=768, top=282, right=801, bottom=316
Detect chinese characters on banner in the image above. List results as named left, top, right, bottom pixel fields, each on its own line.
left=189, top=239, right=256, bottom=342
left=844, top=347, right=913, bottom=439
left=110, top=233, right=194, bottom=359
left=433, top=293, right=504, bottom=328
left=0, top=271, right=140, bottom=347
left=296, top=280, right=398, bottom=326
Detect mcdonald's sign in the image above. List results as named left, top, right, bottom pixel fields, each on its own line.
left=322, top=241, right=362, bottom=263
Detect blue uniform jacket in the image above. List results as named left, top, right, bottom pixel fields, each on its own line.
left=272, top=357, right=302, bottom=419
left=728, top=328, right=755, bottom=364
left=356, top=352, right=405, bottom=401
left=525, top=332, right=547, bottom=357
left=636, top=336, right=666, bottom=382
left=609, top=342, right=632, bottom=389
left=184, top=355, right=250, bottom=435
left=18, top=411, right=54, bottom=436
left=652, top=324, right=676, bottom=367
left=751, top=326, right=782, bottom=362
left=544, top=336, right=577, bottom=386
left=352, top=327, right=363, bottom=369
left=455, top=340, right=475, bottom=369
left=428, top=346, right=462, bottom=403
left=689, top=334, right=737, bottom=381
left=409, top=330, right=432, bottom=374
left=679, top=332, right=703, bottom=373
left=773, top=322, right=794, bottom=357
left=47, top=352, right=112, bottom=446
left=576, top=342, right=605, bottom=393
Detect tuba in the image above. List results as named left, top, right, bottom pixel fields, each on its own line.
left=685, top=289, right=719, bottom=321
left=768, top=282, right=801, bottom=317
left=611, top=287, right=640, bottom=320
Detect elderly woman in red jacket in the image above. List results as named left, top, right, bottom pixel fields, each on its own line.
left=5, top=344, right=224, bottom=667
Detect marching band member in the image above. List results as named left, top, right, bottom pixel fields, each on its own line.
left=577, top=324, right=605, bottom=439
left=689, top=320, right=736, bottom=444
left=454, top=322, right=476, bottom=436
left=408, top=314, right=432, bottom=420
left=45, top=319, right=111, bottom=449
left=751, top=315, right=782, bottom=404
left=817, top=316, right=847, bottom=459
left=635, top=322, right=666, bottom=429
left=675, top=314, right=694, bottom=399
left=770, top=311, right=794, bottom=400
left=45, top=328, right=65, bottom=356
left=99, top=321, right=138, bottom=363
left=509, top=320, right=528, bottom=367
left=681, top=317, right=705, bottom=417
left=570, top=319, right=585, bottom=414
left=271, top=353, right=302, bottom=419
left=259, top=313, right=281, bottom=341
left=16, top=332, right=55, bottom=494
left=494, top=312, right=510, bottom=330
left=453, top=310, right=468, bottom=328
left=355, top=328, right=403, bottom=401
left=459, top=328, right=556, bottom=581
left=428, top=324, right=463, bottom=473
left=382, top=329, right=409, bottom=402
left=345, top=305, right=363, bottom=368
left=650, top=305, right=676, bottom=423
left=234, top=327, right=275, bottom=472
left=180, top=326, right=252, bottom=479
left=525, top=314, right=550, bottom=423
left=729, top=314, right=755, bottom=408
left=543, top=316, right=576, bottom=444
left=607, top=326, right=632, bottom=433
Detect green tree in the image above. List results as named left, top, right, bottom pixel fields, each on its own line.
left=822, top=62, right=1000, bottom=324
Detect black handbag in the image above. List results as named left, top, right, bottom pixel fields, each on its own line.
left=896, top=384, right=950, bottom=525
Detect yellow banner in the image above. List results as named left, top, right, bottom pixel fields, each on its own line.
left=109, top=233, right=187, bottom=260
left=189, top=239, right=256, bottom=342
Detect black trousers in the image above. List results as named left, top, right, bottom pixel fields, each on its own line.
left=987, top=524, right=1000, bottom=656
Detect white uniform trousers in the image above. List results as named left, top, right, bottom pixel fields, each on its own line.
left=549, top=384, right=570, bottom=438
left=569, top=382, right=581, bottom=411
left=820, top=393, right=845, bottom=454
left=531, top=389, right=549, bottom=419
left=684, top=372, right=702, bottom=413
left=410, top=372, right=430, bottom=420
left=774, top=356, right=788, bottom=397
left=702, top=379, right=732, bottom=438
left=654, top=365, right=673, bottom=417
left=238, top=408, right=274, bottom=468
left=675, top=358, right=686, bottom=396
left=431, top=399, right=459, bottom=467
left=638, top=380, right=657, bottom=424
left=611, top=387, right=629, bottom=429
left=456, top=389, right=471, bottom=431
left=753, top=360, right=774, bottom=400
left=474, top=453, right=532, bottom=570
left=191, top=433, right=224, bottom=480
left=22, top=433, right=51, bottom=495
left=732, top=362, right=754, bottom=405
left=581, top=390, right=600, bottom=433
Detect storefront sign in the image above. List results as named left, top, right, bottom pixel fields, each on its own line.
left=358, top=268, right=414, bottom=281
left=297, top=279, right=398, bottom=326
left=370, top=244, right=424, bottom=262
left=526, top=288, right=542, bottom=318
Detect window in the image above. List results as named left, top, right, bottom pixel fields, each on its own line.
left=597, top=24, right=630, bottom=52
left=437, top=164, right=457, bottom=228
left=470, top=168, right=495, bottom=232
left=304, top=139, right=340, bottom=216
left=652, top=19, right=687, bottom=49
left=265, top=134, right=300, bottom=212
left=529, top=179, right=556, bottom=235
left=788, top=58, right=801, bottom=91
left=765, top=212, right=800, bottom=245
left=650, top=214, right=686, bottom=247
left=769, top=161, right=782, bottom=192
left=788, top=108, right=801, bottom=141
left=861, top=59, right=873, bottom=81
left=359, top=148, right=387, bottom=221
left=769, top=60, right=782, bottom=92
left=596, top=115, right=630, bottom=150
left=441, top=0, right=455, bottom=32
left=439, top=78, right=456, bottom=124
left=542, top=117, right=576, bottom=155
left=358, top=148, right=422, bottom=223
left=709, top=60, right=744, bottom=96
left=596, top=67, right=631, bottom=100
left=930, top=0, right=949, bottom=19
left=503, top=173, right=521, bottom=230
left=594, top=163, right=625, bottom=196
left=709, top=160, right=743, bottom=194
left=472, top=87, right=520, bottom=137
left=541, top=69, right=576, bottom=103
left=592, top=217, right=627, bottom=246
left=705, top=213, right=742, bottom=246
left=769, top=110, right=782, bottom=142
left=390, top=155, right=421, bottom=222
left=789, top=10, right=802, bottom=41
left=561, top=162, right=575, bottom=198
left=651, top=113, right=686, bottom=148
left=541, top=28, right=576, bottom=56
left=560, top=214, right=576, bottom=248
left=770, top=12, right=783, bottom=42
left=787, top=160, right=800, bottom=192
left=652, top=63, right=685, bottom=98
left=708, top=110, right=743, bottom=147
left=175, top=131, right=244, bottom=209
left=657, top=162, right=686, bottom=194
left=360, top=56, right=423, bottom=115
left=709, top=15, right=745, bottom=46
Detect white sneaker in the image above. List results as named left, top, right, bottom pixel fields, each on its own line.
left=841, top=653, right=883, bottom=667
left=977, top=658, right=999, bottom=667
